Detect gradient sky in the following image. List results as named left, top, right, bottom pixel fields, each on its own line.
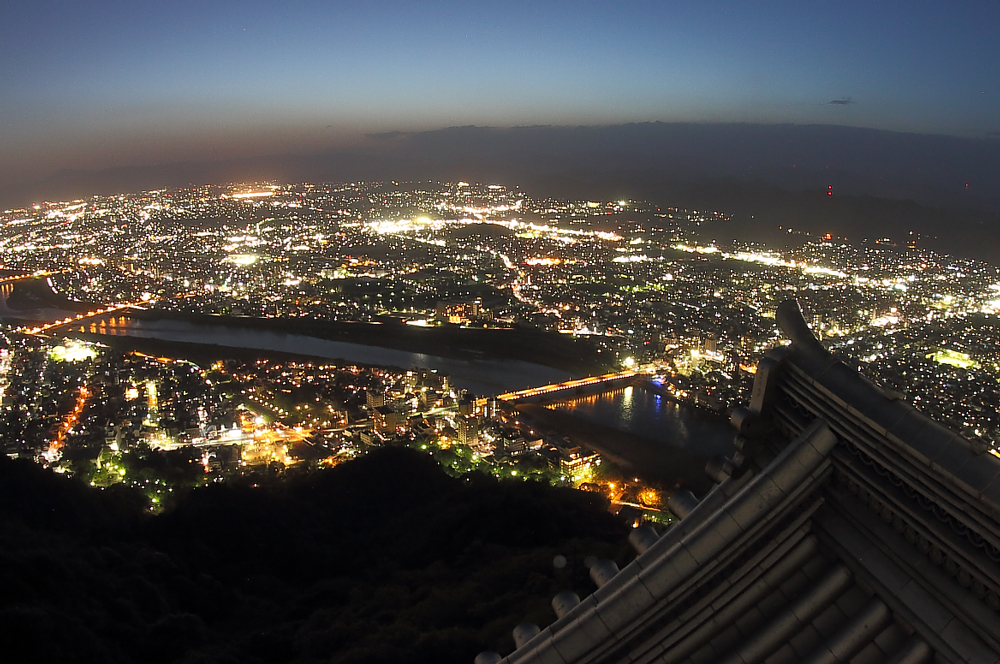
left=2, top=0, right=999, bottom=183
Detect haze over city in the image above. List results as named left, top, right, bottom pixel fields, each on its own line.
left=3, top=0, right=1000, bottom=190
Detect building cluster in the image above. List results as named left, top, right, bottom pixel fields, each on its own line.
left=2, top=179, right=999, bottom=460
left=0, top=329, right=629, bottom=512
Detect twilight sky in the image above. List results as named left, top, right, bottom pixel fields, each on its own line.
left=2, top=0, right=999, bottom=184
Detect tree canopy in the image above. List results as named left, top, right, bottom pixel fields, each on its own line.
left=0, top=448, right=630, bottom=663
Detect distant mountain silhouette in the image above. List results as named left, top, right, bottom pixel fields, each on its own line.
left=3, top=122, right=998, bottom=260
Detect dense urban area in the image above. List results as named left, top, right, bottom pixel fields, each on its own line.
left=1, top=181, right=999, bottom=516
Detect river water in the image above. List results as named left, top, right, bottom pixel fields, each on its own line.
left=115, top=318, right=575, bottom=397
left=553, top=384, right=735, bottom=460
left=105, top=318, right=736, bottom=462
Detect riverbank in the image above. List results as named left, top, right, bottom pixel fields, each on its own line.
left=125, top=309, right=611, bottom=375
left=514, top=403, right=716, bottom=494
left=638, top=378, right=732, bottom=422
left=57, top=331, right=357, bottom=368
left=52, top=324, right=578, bottom=396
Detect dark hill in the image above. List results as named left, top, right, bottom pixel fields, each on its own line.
left=0, top=448, right=629, bottom=664
left=3, top=122, right=998, bottom=262
left=583, top=176, right=999, bottom=263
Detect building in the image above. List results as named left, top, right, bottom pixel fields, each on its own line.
left=558, top=446, right=601, bottom=479
left=372, top=405, right=402, bottom=433
left=478, top=300, right=1000, bottom=664
left=458, top=396, right=476, bottom=417
left=436, top=298, right=484, bottom=324
left=366, top=389, right=385, bottom=410
left=500, top=434, right=528, bottom=456
left=456, top=415, right=480, bottom=446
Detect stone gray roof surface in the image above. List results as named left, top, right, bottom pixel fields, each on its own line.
left=478, top=299, right=1000, bottom=664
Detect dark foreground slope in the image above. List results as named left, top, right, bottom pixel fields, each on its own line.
left=0, top=448, right=628, bottom=664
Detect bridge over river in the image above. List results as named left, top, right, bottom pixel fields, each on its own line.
left=496, top=370, right=645, bottom=405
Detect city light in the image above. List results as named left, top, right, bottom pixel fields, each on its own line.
left=0, top=178, right=997, bottom=493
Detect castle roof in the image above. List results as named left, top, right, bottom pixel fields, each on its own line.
left=481, top=300, right=1000, bottom=664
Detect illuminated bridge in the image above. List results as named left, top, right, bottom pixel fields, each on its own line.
left=477, top=300, right=1000, bottom=664
left=25, top=307, right=138, bottom=335
left=0, top=273, right=142, bottom=334
left=0, top=280, right=16, bottom=312
left=24, top=291, right=196, bottom=335
left=496, top=371, right=644, bottom=405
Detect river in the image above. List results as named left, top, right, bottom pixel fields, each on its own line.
left=112, top=318, right=576, bottom=396
left=101, top=318, right=736, bottom=475
left=552, top=384, right=735, bottom=461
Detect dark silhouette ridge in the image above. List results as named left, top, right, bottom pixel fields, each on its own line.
left=3, top=122, right=998, bottom=261
left=6, top=122, right=999, bottom=209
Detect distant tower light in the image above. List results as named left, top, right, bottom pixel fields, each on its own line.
left=827, top=185, right=833, bottom=196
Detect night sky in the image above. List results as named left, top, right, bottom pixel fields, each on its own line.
left=2, top=0, right=999, bottom=184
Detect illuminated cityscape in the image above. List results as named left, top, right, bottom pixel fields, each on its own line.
left=0, top=181, right=998, bottom=522
left=3, top=1, right=999, bottom=660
